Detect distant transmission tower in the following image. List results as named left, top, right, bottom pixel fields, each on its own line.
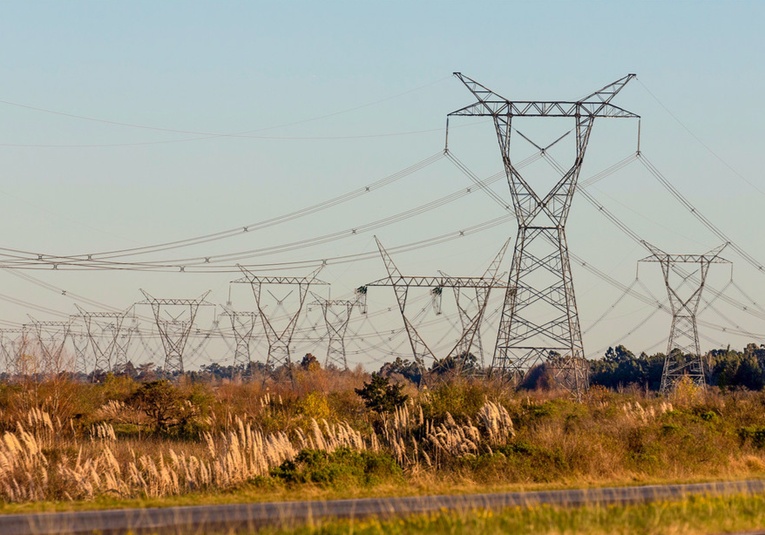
left=221, top=308, right=258, bottom=371
left=140, top=290, right=213, bottom=374
left=311, top=292, right=365, bottom=370
left=0, top=328, right=23, bottom=377
left=28, top=318, right=72, bottom=375
left=233, top=266, right=327, bottom=370
left=70, top=329, right=91, bottom=376
left=441, top=239, right=510, bottom=368
left=365, top=237, right=508, bottom=375
left=74, top=306, right=131, bottom=373
left=447, top=73, right=638, bottom=395
left=639, top=242, right=729, bottom=392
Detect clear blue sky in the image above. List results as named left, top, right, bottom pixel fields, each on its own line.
left=0, top=1, right=763, bottom=369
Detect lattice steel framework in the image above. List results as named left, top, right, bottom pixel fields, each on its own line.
left=448, top=73, right=638, bottom=395
left=69, top=329, right=90, bottom=375
left=28, top=318, right=72, bottom=375
left=221, top=308, right=258, bottom=370
left=140, top=290, right=213, bottom=374
left=233, top=266, right=327, bottom=369
left=311, top=293, right=364, bottom=370
left=365, top=237, right=509, bottom=374
left=74, top=305, right=132, bottom=373
left=442, top=239, right=510, bottom=368
left=0, top=328, right=24, bottom=376
left=640, top=242, right=729, bottom=393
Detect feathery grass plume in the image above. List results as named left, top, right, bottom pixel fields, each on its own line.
left=425, top=412, right=481, bottom=466
left=476, top=400, right=515, bottom=444
left=89, top=422, right=117, bottom=442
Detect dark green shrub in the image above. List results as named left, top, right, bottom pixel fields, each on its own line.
left=739, top=426, right=765, bottom=449
left=270, top=448, right=402, bottom=488
left=355, top=373, right=408, bottom=414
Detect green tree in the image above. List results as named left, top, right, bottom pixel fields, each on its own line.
left=127, top=380, right=186, bottom=433
left=430, top=352, right=478, bottom=376
left=355, top=373, right=408, bottom=414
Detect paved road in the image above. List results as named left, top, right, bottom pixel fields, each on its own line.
left=2, top=479, right=764, bottom=534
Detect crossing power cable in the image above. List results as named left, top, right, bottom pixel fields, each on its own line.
left=0, top=152, right=444, bottom=262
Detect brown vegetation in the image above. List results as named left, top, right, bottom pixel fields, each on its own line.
left=1, top=367, right=765, bottom=504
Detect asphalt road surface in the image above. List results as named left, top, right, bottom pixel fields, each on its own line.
left=2, top=479, right=765, bottom=534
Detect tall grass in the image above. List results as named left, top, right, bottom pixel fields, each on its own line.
left=1, top=374, right=765, bottom=503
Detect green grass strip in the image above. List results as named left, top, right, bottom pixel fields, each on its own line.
left=246, top=493, right=765, bottom=535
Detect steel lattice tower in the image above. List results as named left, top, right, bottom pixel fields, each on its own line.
left=639, top=242, right=729, bottom=393
left=448, top=73, right=638, bottom=395
left=221, top=309, right=258, bottom=371
left=442, top=238, right=510, bottom=368
left=74, top=305, right=132, bottom=374
left=28, top=319, right=72, bottom=376
left=70, top=330, right=91, bottom=376
left=233, top=266, right=327, bottom=370
left=140, top=290, right=213, bottom=374
left=365, top=237, right=509, bottom=375
left=311, top=294, right=364, bottom=370
left=0, top=329, right=23, bottom=377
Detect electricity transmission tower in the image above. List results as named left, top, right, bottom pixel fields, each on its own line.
left=311, top=292, right=365, bottom=370
left=74, top=305, right=132, bottom=374
left=28, top=318, right=72, bottom=375
left=447, top=73, right=638, bottom=395
left=0, top=328, right=24, bottom=376
left=365, top=237, right=509, bottom=375
left=220, top=308, right=258, bottom=371
left=639, top=242, right=729, bottom=392
left=69, top=329, right=91, bottom=376
left=233, top=266, right=327, bottom=369
left=140, top=290, right=213, bottom=374
left=441, top=239, right=510, bottom=368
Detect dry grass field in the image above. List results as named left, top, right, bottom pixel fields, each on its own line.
left=1, top=366, right=765, bottom=510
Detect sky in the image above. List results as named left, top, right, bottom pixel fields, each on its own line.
left=0, top=1, right=763, bottom=371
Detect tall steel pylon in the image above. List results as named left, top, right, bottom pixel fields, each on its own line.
left=233, top=266, right=327, bottom=369
left=0, top=328, right=24, bottom=376
left=27, top=318, right=72, bottom=376
left=140, top=290, right=213, bottom=374
left=365, top=237, right=509, bottom=375
left=74, top=305, right=132, bottom=374
left=639, top=242, right=729, bottom=392
left=220, top=308, right=258, bottom=371
left=442, top=238, right=510, bottom=368
left=70, top=329, right=91, bottom=376
left=311, top=292, right=365, bottom=370
left=447, top=73, right=639, bottom=395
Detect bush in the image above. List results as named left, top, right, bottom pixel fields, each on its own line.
left=355, top=373, right=408, bottom=414
left=270, top=448, right=402, bottom=488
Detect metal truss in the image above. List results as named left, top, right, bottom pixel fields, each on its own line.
left=448, top=73, right=638, bottom=396
left=69, top=329, right=91, bottom=375
left=0, top=328, right=24, bottom=376
left=73, top=305, right=132, bottom=374
left=640, top=242, right=729, bottom=393
left=27, top=318, right=72, bottom=376
left=365, top=237, right=509, bottom=374
left=233, top=266, right=327, bottom=369
left=220, top=308, right=258, bottom=370
left=140, top=290, right=213, bottom=374
left=311, top=293, right=364, bottom=370
left=442, top=238, right=511, bottom=368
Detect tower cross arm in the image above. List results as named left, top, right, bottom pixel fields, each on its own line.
left=448, top=100, right=639, bottom=119
left=639, top=241, right=731, bottom=264
left=449, top=72, right=638, bottom=119
left=365, top=275, right=509, bottom=289
left=233, top=264, right=328, bottom=285
left=640, top=254, right=731, bottom=264
left=231, top=275, right=330, bottom=285
left=138, top=289, right=214, bottom=306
